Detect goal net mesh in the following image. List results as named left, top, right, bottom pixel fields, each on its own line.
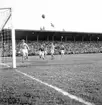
left=0, top=8, right=13, bottom=69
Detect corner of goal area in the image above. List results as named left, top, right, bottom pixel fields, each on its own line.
left=0, top=62, right=12, bottom=70
left=0, top=60, right=39, bottom=70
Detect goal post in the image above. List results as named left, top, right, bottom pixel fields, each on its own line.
left=0, top=8, right=16, bottom=69
left=10, top=8, right=16, bottom=68
left=12, top=27, right=16, bottom=68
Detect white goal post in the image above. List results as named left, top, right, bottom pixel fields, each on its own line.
left=0, top=8, right=16, bottom=69
left=12, top=24, right=16, bottom=68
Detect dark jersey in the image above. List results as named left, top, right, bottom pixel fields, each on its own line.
left=39, top=47, right=44, bottom=51
left=60, top=46, right=65, bottom=50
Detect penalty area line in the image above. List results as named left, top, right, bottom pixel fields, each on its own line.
left=15, top=69, right=95, bottom=105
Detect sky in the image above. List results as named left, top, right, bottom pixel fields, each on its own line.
left=0, top=0, right=102, bottom=33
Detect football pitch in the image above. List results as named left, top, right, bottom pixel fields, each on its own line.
left=0, top=53, right=102, bottom=105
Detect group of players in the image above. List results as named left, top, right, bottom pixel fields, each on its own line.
left=19, top=39, right=65, bottom=63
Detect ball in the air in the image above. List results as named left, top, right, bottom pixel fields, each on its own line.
left=42, top=14, right=45, bottom=19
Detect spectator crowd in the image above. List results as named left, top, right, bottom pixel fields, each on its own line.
left=17, top=41, right=102, bottom=56
left=1, top=41, right=102, bottom=57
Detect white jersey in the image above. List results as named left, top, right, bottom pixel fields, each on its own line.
left=51, top=45, right=55, bottom=51
left=19, top=42, right=29, bottom=56
left=20, top=43, right=29, bottom=50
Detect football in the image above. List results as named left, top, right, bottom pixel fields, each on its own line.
left=42, top=14, right=45, bottom=19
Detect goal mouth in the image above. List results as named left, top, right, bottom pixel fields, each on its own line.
left=0, top=8, right=16, bottom=69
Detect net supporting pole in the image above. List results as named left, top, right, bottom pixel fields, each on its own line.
left=11, top=8, right=16, bottom=68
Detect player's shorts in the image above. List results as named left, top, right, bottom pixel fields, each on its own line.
left=61, top=50, right=65, bottom=54
left=44, top=51, right=47, bottom=55
left=21, top=49, right=28, bottom=57
left=41, top=51, right=44, bottom=58
left=51, top=50, right=54, bottom=54
left=39, top=51, right=44, bottom=58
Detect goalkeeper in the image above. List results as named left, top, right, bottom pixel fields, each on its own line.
left=20, top=39, right=30, bottom=63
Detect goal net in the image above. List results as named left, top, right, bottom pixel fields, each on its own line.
left=0, top=8, right=16, bottom=69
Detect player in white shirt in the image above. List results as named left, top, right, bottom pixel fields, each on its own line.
left=20, top=39, right=30, bottom=63
left=50, top=43, right=55, bottom=59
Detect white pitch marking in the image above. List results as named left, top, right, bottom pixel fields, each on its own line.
left=0, top=63, right=10, bottom=67
left=15, top=69, right=95, bottom=105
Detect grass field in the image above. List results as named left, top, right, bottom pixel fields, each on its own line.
left=0, top=53, right=102, bottom=105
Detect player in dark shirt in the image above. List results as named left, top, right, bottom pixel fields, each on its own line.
left=60, top=45, right=65, bottom=57
left=39, top=45, right=45, bottom=59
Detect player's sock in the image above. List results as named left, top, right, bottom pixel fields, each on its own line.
left=24, top=56, right=27, bottom=60
left=25, top=54, right=28, bottom=59
left=39, top=55, right=41, bottom=58
left=51, top=55, right=54, bottom=60
left=22, top=57, right=24, bottom=63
